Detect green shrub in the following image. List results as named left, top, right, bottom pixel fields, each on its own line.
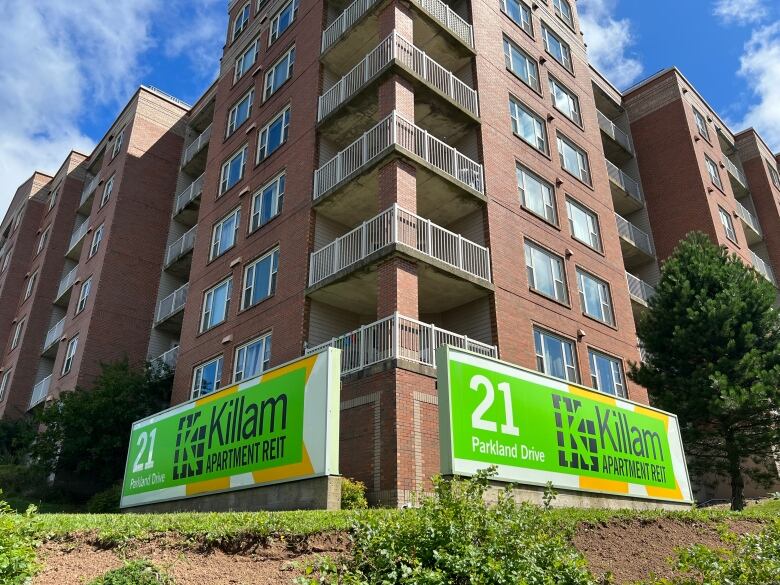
left=303, top=469, right=596, bottom=584
left=86, top=485, right=122, bottom=514
left=0, top=464, right=49, bottom=499
left=340, top=478, right=368, bottom=510
left=0, top=491, right=40, bottom=585
left=88, top=560, right=174, bottom=585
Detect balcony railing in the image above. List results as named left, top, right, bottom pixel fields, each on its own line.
left=723, top=157, right=748, bottom=189
left=56, top=266, right=79, bottom=299
left=615, top=214, right=655, bottom=256
left=156, top=283, right=189, bottom=324
left=319, top=32, right=479, bottom=123
left=150, top=346, right=180, bottom=373
left=597, top=111, right=633, bottom=153
left=321, top=0, right=473, bottom=54
left=606, top=160, right=643, bottom=204
left=749, top=250, right=776, bottom=285
left=173, top=174, right=205, bottom=216
left=80, top=173, right=100, bottom=206
left=309, top=204, right=491, bottom=286
left=28, top=375, right=52, bottom=410
left=314, top=111, right=484, bottom=199
left=305, top=313, right=497, bottom=376
left=626, top=272, right=656, bottom=306
left=182, top=124, right=212, bottom=168
left=43, top=318, right=66, bottom=353
left=637, top=339, right=649, bottom=364
left=165, top=225, right=197, bottom=267
left=735, top=200, right=762, bottom=236
left=68, top=219, right=90, bottom=252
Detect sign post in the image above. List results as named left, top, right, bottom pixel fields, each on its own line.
left=437, top=346, right=693, bottom=504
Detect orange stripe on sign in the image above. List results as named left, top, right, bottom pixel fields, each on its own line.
left=252, top=446, right=315, bottom=484
left=261, top=354, right=319, bottom=385
left=186, top=477, right=230, bottom=496
left=634, top=406, right=670, bottom=432
left=579, top=476, right=629, bottom=494
left=196, top=385, right=239, bottom=407
left=646, top=482, right=684, bottom=501
left=568, top=386, right=616, bottom=406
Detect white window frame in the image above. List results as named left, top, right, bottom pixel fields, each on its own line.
left=24, top=271, right=37, bottom=300
left=767, top=159, right=780, bottom=190
left=11, top=318, right=24, bottom=350
left=524, top=241, right=568, bottom=303
left=76, top=277, right=92, bottom=314
left=234, top=38, right=259, bottom=82
left=251, top=172, right=285, bottom=232
left=1, top=251, right=10, bottom=273
left=692, top=106, right=710, bottom=140
left=503, top=37, right=540, bottom=91
left=705, top=155, right=723, bottom=189
left=269, top=0, right=299, bottom=44
left=100, top=175, right=114, bottom=207
left=566, top=197, right=601, bottom=251
left=577, top=268, right=615, bottom=326
left=534, top=327, right=578, bottom=383
left=718, top=207, right=737, bottom=243
left=557, top=133, right=591, bottom=185
left=48, top=187, right=59, bottom=210
left=589, top=349, right=626, bottom=398
left=233, top=332, right=272, bottom=383
left=62, top=336, right=78, bottom=375
left=552, top=0, right=574, bottom=28
left=201, top=278, right=233, bottom=332
left=516, top=164, right=556, bottom=223
left=257, top=107, right=290, bottom=162
left=112, top=127, right=125, bottom=159
left=264, top=46, right=295, bottom=101
left=227, top=89, right=254, bottom=137
left=220, top=145, right=249, bottom=194
left=500, top=0, right=532, bottom=35
left=549, top=76, right=582, bottom=126
left=542, top=23, right=573, bottom=72
left=89, top=224, right=104, bottom=258
left=36, top=227, right=50, bottom=255
left=191, top=356, right=224, bottom=399
left=0, top=370, right=10, bottom=401
left=211, top=208, right=241, bottom=260
left=232, top=2, right=251, bottom=42
left=242, top=248, right=279, bottom=309
left=509, top=96, right=548, bottom=153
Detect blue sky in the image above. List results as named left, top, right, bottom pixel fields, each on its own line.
left=1, top=0, right=779, bottom=212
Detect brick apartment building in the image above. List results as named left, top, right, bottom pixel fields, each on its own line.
left=0, top=0, right=778, bottom=504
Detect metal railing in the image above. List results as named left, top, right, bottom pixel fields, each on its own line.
left=165, top=225, right=197, bottom=267
left=637, top=339, right=649, bottom=364
left=597, top=111, right=633, bottom=153
left=735, top=200, right=762, bottom=236
left=43, top=318, right=66, bottom=353
left=321, top=0, right=473, bottom=54
left=305, top=313, right=497, bottom=376
left=314, top=111, right=483, bottom=199
left=173, top=174, right=205, bottom=216
left=606, top=160, right=643, bottom=204
left=309, top=204, right=491, bottom=286
left=615, top=213, right=655, bottom=256
left=28, top=375, right=52, bottom=410
left=723, top=157, right=748, bottom=189
left=182, top=124, right=212, bottom=168
left=626, top=272, right=656, bottom=306
left=145, top=85, right=192, bottom=109
left=318, top=32, right=478, bottom=123
left=80, top=174, right=100, bottom=205
left=150, top=346, right=180, bottom=372
left=56, top=266, right=79, bottom=299
left=67, top=219, right=90, bottom=252
left=156, top=283, right=189, bottom=324
left=749, top=250, right=776, bottom=284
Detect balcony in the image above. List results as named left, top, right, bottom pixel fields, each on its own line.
left=597, top=111, right=633, bottom=164
left=314, top=111, right=484, bottom=227
left=723, top=157, right=749, bottom=196
left=637, top=339, right=648, bottom=364
left=181, top=124, right=212, bottom=175
left=149, top=346, right=179, bottom=374
left=626, top=272, right=656, bottom=313
left=155, top=283, right=188, bottom=329
left=42, top=318, right=65, bottom=357
left=66, top=219, right=90, bottom=260
left=28, top=375, right=52, bottom=411
left=606, top=160, right=644, bottom=215
left=734, top=200, right=762, bottom=244
left=54, top=266, right=78, bottom=306
left=78, top=173, right=100, bottom=213
left=616, top=213, right=655, bottom=266
left=305, top=313, right=496, bottom=376
left=318, top=32, right=478, bottom=143
left=173, top=174, right=205, bottom=224
left=749, top=250, right=776, bottom=285
left=165, top=225, right=197, bottom=277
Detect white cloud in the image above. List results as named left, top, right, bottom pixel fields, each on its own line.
left=713, top=0, right=769, bottom=26
left=734, top=23, right=780, bottom=151
left=578, top=0, right=643, bottom=90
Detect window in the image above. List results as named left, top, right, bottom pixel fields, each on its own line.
left=257, top=107, right=290, bottom=162
left=89, top=224, right=104, bottom=258
left=100, top=175, right=114, bottom=207
left=524, top=241, right=567, bottom=302
left=270, top=0, right=299, bottom=44
left=692, top=107, right=709, bottom=140
left=48, top=187, right=59, bottom=210
left=705, top=155, right=723, bottom=189
left=503, top=37, right=540, bottom=91
left=201, top=278, right=232, bottom=332
left=557, top=134, right=591, bottom=184
left=76, top=277, right=92, bottom=314
left=242, top=248, right=279, bottom=309
left=232, top=2, right=251, bottom=42
left=11, top=319, right=24, bottom=350
left=62, top=336, right=78, bottom=375
left=1, top=251, right=10, bottom=273
left=566, top=198, right=601, bottom=251
left=509, top=97, right=548, bottom=153
left=577, top=269, right=614, bottom=325
left=589, top=349, right=626, bottom=397
left=549, top=76, right=582, bottom=126
left=264, top=47, right=295, bottom=100
left=500, top=0, right=532, bottom=35
left=234, top=38, right=259, bottom=81
left=227, top=90, right=254, bottom=137
left=14, top=210, right=23, bottom=230
left=251, top=173, right=285, bottom=231
left=192, top=356, right=224, bottom=399
left=534, top=328, right=578, bottom=382
left=24, top=271, right=37, bottom=300
left=36, top=227, right=50, bottom=255
left=767, top=159, right=780, bottom=190
left=516, top=164, right=556, bottom=223
left=233, top=333, right=272, bottom=382
left=0, top=370, right=10, bottom=401
left=718, top=206, right=737, bottom=243
left=220, top=145, right=249, bottom=194
left=542, top=24, right=572, bottom=72
left=112, top=127, right=125, bottom=159
left=552, top=0, right=574, bottom=28
left=211, top=208, right=241, bottom=260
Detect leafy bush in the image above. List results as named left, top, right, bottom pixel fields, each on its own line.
left=0, top=491, right=40, bottom=585
left=88, top=560, right=174, bottom=585
left=0, top=418, right=35, bottom=465
left=86, top=484, right=122, bottom=514
left=0, top=464, right=49, bottom=500
left=341, top=478, right=368, bottom=510
left=302, top=470, right=597, bottom=584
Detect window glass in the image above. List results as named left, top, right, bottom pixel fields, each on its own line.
left=557, top=134, right=591, bottom=184
left=264, top=47, right=295, bottom=100
left=242, top=249, right=279, bottom=309
left=577, top=269, right=614, bottom=325
left=192, top=356, right=224, bottom=399
left=101, top=175, right=114, bottom=207
left=62, top=337, right=78, bottom=375
left=220, top=146, right=248, bottom=194
left=251, top=173, right=285, bottom=231
left=552, top=0, right=574, bottom=27
left=525, top=241, right=568, bottom=302
left=503, top=37, right=540, bottom=91
left=718, top=207, right=737, bottom=243
left=76, top=277, right=92, bottom=314
left=534, top=328, right=578, bottom=382
left=227, top=90, right=254, bottom=137
left=500, top=0, right=532, bottom=35
left=257, top=108, right=290, bottom=161
left=509, top=97, right=548, bottom=153
left=589, top=350, right=626, bottom=397
left=89, top=224, right=104, bottom=258
left=235, top=39, right=259, bottom=81
left=211, top=208, right=241, bottom=260
left=566, top=198, right=601, bottom=251
left=516, top=165, right=556, bottom=223
left=270, top=0, right=299, bottom=43
left=201, top=279, right=232, bottom=331
left=542, top=24, right=572, bottom=71
left=233, top=3, right=251, bottom=41
left=233, top=333, right=272, bottom=382
left=549, top=77, right=581, bottom=125
left=706, top=155, right=723, bottom=189
left=693, top=107, right=710, bottom=140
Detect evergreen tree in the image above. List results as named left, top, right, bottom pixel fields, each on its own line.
left=631, top=232, right=780, bottom=510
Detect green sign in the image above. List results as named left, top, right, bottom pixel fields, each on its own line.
left=121, top=349, right=341, bottom=508
left=437, top=346, right=693, bottom=503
